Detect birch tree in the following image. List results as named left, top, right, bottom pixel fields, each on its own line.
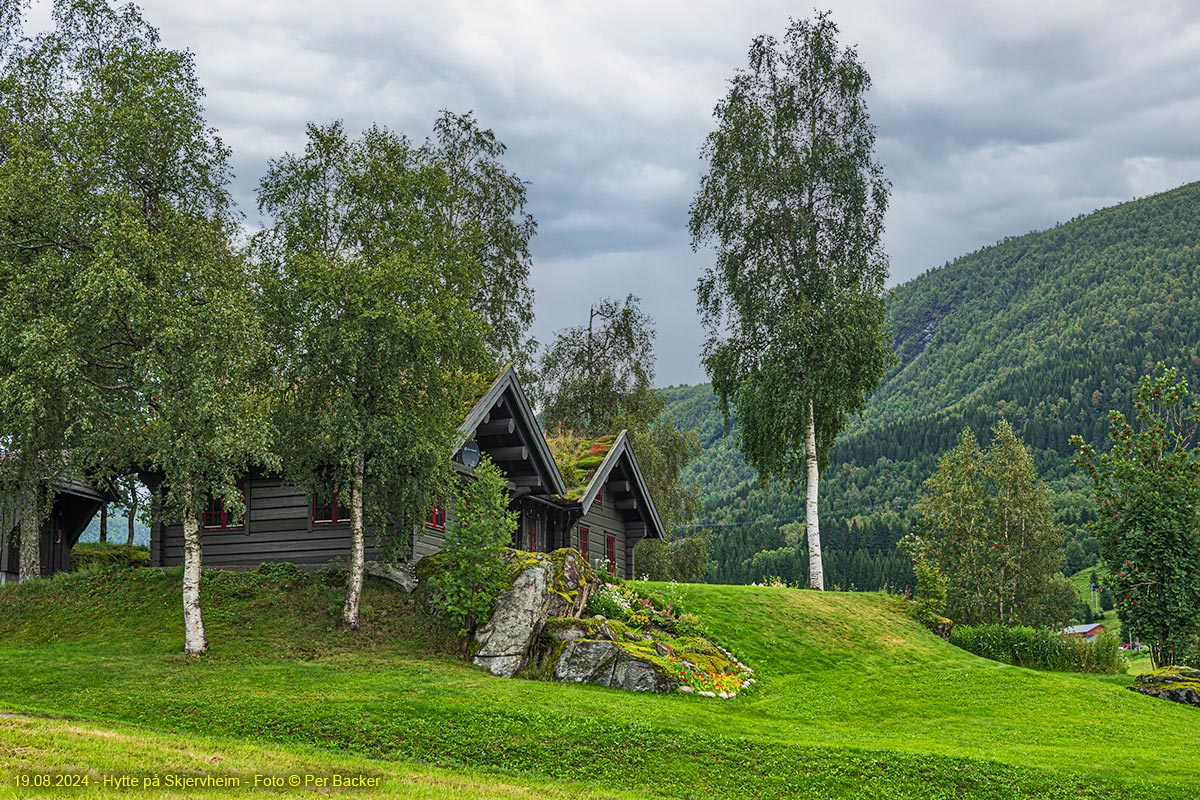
left=256, top=121, right=488, bottom=629
left=690, top=13, right=891, bottom=589
left=0, top=0, right=273, bottom=651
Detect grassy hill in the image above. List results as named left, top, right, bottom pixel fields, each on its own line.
left=665, top=181, right=1200, bottom=590
left=1, top=565, right=1197, bottom=799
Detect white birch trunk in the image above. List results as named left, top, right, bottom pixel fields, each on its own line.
left=181, top=482, right=207, bottom=655
left=805, top=399, right=824, bottom=591
left=18, top=463, right=40, bottom=583
left=341, top=457, right=366, bottom=630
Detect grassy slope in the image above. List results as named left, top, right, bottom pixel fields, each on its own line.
left=1, top=567, right=1197, bottom=800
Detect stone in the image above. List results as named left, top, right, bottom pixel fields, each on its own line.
left=698, top=690, right=716, bottom=698
left=1128, top=667, right=1200, bottom=707
left=554, top=640, right=620, bottom=683
left=623, top=630, right=642, bottom=642
left=364, top=560, right=418, bottom=592
left=654, top=641, right=675, bottom=658
left=472, top=549, right=597, bottom=678
left=678, top=685, right=694, bottom=694
left=607, top=651, right=674, bottom=693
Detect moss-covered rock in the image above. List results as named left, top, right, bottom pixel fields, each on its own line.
left=471, top=548, right=597, bottom=677
left=1128, top=666, right=1200, bottom=707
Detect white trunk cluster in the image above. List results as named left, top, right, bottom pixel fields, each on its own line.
left=805, top=399, right=824, bottom=591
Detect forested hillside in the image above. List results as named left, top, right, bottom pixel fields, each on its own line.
left=666, top=180, right=1200, bottom=590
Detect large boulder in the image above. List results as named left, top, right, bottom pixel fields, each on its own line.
left=1128, top=666, right=1200, bottom=707
left=472, top=548, right=596, bottom=677
left=551, top=639, right=675, bottom=693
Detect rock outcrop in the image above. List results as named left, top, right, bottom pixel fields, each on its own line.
left=472, top=549, right=596, bottom=678
left=1128, top=666, right=1200, bottom=707
left=544, top=620, right=676, bottom=694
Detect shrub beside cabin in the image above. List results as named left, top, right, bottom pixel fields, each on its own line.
left=1, top=367, right=664, bottom=582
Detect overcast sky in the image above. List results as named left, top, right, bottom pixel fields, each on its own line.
left=26, top=1, right=1200, bottom=386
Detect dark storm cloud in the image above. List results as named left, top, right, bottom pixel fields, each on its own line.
left=25, top=0, right=1200, bottom=384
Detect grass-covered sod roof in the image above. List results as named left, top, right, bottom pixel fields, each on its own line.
left=544, top=431, right=618, bottom=501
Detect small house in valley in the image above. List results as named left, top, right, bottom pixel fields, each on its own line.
left=1062, top=623, right=1106, bottom=642
left=143, top=365, right=663, bottom=579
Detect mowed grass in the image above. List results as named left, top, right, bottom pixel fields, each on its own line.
left=0, top=715, right=635, bottom=799
left=0, top=565, right=1197, bottom=800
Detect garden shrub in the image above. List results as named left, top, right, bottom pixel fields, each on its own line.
left=422, top=456, right=517, bottom=636
left=950, top=623, right=1124, bottom=674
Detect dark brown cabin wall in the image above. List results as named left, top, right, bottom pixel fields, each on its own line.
left=577, top=500, right=628, bottom=578
left=156, top=477, right=381, bottom=568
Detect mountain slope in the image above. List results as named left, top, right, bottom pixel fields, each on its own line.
left=667, top=180, right=1200, bottom=588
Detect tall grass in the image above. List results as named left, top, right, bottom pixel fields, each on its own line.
left=950, top=623, right=1124, bottom=674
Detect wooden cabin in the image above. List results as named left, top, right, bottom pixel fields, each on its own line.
left=148, top=366, right=664, bottom=579
left=1, top=475, right=117, bottom=583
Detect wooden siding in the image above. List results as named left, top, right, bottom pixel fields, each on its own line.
left=156, top=477, right=382, bottom=568
left=577, top=501, right=629, bottom=578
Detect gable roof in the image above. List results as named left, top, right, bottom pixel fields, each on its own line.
left=460, top=365, right=566, bottom=496
left=545, top=429, right=665, bottom=541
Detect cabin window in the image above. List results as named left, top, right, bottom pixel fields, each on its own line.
left=595, top=486, right=603, bottom=506
left=578, top=526, right=590, bottom=564
left=202, top=481, right=247, bottom=530
left=312, top=480, right=350, bottom=525
left=605, top=534, right=616, bottom=575
left=426, top=503, right=446, bottom=531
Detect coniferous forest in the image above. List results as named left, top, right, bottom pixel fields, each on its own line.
left=664, top=181, right=1200, bottom=591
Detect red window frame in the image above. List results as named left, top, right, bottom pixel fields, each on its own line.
left=595, top=486, right=603, bottom=506
left=526, top=517, right=538, bottom=551
left=605, top=534, right=616, bottom=575
left=578, top=526, right=590, bottom=564
left=202, top=481, right=248, bottom=531
left=312, top=480, right=350, bottom=525
left=426, top=503, right=446, bottom=531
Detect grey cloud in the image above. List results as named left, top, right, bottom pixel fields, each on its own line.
left=23, top=0, right=1200, bottom=385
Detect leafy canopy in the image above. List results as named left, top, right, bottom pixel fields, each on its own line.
left=690, top=12, right=892, bottom=482
left=911, top=421, right=1071, bottom=628
left=255, top=120, right=489, bottom=557
left=1071, top=365, right=1200, bottom=668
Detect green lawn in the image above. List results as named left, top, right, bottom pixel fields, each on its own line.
left=0, top=566, right=1196, bottom=799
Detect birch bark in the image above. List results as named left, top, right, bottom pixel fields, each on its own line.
left=805, top=399, right=824, bottom=591
left=341, top=456, right=366, bottom=629
left=181, top=482, right=207, bottom=654
left=18, top=459, right=40, bottom=583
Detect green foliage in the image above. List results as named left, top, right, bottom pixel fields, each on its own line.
left=584, top=584, right=631, bottom=619
left=950, top=624, right=1124, bottom=674
left=689, top=13, right=891, bottom=485
left=634, top=530, right=711, bottom=582
left=1071, top=365, right=1200, bottom=668
left=540, top=295, right=701, bottom=535
left=912, top=421, right=1070, bottom=627
left=255, top=120, right=489, bottom=560
left=423, top=457, right=517, bottom=636
left=909, top=556, right=948, bottom=628
left=421, top=110, right=537, bottom=377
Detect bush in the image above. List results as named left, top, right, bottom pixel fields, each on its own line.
left=422, top=457, right=518, bottom=636
left=70, top=542, right=150, bottom=571
left=950, top=623, right=1124, bottom=674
